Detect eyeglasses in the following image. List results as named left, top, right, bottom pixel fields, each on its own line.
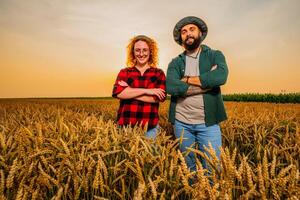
left=134, top=48, right=150, bottom=55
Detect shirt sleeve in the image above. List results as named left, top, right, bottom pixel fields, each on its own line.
left=153, top=69, right=167, bottom=102
left=200, top=50, right=228, bottom=89
left=112, top=69, right=128, bottom=98
left=166, top=59, right=189, bottom=97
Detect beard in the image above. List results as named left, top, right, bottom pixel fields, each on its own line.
left=183, top=35, right=201, bottom=51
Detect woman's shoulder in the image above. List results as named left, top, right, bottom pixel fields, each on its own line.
left=118, top=67, right=128, bottom=71
left=152, top=67, right=166, bottom=75
left=118, top=67, right=135, bottom=73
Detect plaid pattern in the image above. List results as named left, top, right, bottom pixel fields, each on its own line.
left=112, top=67, right=166, bottom=129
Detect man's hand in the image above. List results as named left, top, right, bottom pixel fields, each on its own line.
left=181, top=76, right=188, bottom=83
left=185, top=85, right=211, bottom=96
left=188, top=77, right=200, bottom=86
left=182, top=65, right=218, bottom=86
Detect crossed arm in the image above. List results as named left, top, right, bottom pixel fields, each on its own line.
left=116, top=81, right=165, bottom=103
left=181, top=65, right=217, bottom=96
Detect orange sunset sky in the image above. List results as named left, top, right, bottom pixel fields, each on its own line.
left=1, top=0, right=300, bottom=98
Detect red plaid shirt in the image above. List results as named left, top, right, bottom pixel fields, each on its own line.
left=112, top=67, right=166, bottom=129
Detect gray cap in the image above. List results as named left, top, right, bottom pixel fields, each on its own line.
left=173, top=16, right=208, bottom=45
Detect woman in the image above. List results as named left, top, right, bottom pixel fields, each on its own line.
left=112, top=35, right=166, bottom=138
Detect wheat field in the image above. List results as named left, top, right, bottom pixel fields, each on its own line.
left=0, top=99, right=299, bottom=200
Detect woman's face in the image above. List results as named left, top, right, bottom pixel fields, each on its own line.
left=133, top=40, right=150, bottom=67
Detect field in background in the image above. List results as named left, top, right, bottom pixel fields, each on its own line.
left=222, top=93, right=300, bottom=103
left=0, top=99, right=299, bottom=199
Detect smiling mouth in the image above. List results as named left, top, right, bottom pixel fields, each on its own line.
left=185, top=38, right=194, bottom=44
left=137, top=57, right=148, bottom=62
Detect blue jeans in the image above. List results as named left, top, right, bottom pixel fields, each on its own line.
left=145, top=125, right=159, bottom=139
left=173, top=119, right=222, bottom=171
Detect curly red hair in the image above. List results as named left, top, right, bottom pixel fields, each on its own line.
left=126, top=35, right=158, bottom=68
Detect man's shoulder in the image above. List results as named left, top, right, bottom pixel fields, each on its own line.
left=168, top=53, right=184, bottom=68
left=202, top=44, right=223, bottom=55
left=172, top=53, right=184, bottom=61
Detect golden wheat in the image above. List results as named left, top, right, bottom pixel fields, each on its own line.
left=0, top=99, right=298, bottom=199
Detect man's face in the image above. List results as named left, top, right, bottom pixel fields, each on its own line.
left=133, top=40, right=150, bottom=67
left=180, top=24, right=202, bottom=51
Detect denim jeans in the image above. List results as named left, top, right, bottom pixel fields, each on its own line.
left=145, top=125, right=159, bottom=139
left=173, top=119, right=222, bottom=172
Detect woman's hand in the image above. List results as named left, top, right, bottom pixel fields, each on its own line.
left=118, top=80, right=129, bottom=87
left=144, top=88, right=165, bottom=101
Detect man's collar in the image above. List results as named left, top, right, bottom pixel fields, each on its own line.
left=179, top=44, right=209, bottom=58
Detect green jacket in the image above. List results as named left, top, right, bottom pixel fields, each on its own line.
left=166, top=44, right=228, bottom=126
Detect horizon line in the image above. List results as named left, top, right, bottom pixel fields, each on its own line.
left=1, top=92, right=299, bottom=100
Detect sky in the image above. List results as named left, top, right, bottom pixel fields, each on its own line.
left=0, top=0, right=300, bottom=98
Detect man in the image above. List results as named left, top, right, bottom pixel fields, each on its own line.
left=166, top=16, right=229, bottom=171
